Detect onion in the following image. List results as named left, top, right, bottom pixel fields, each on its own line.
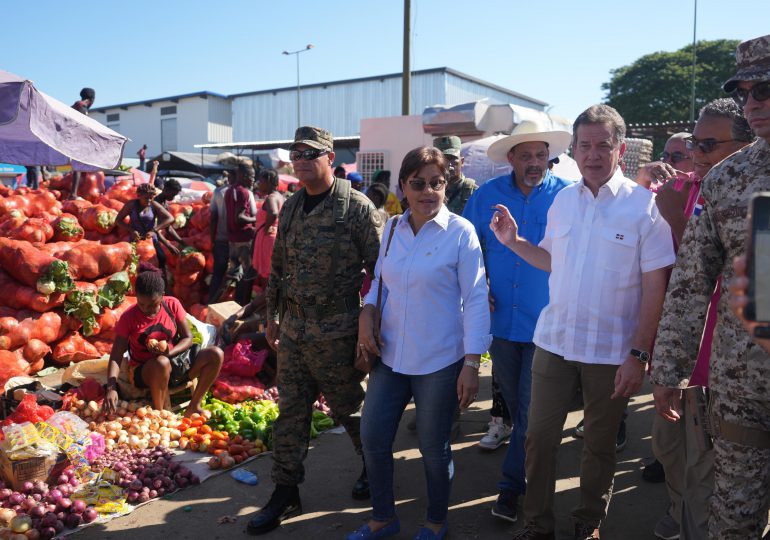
left=56, top=498, right=71, bottom=512
left=52, top=519, right=64, bottom=533
left=0, top=507, right=16, bottom=525
left=82, top=508, right=98, bottom=523
left=20, top=482, right=34, bottom=494
left=55, top=475, right=69, bottom=487
left=25, top=529, right=40, bottom=540
left=189, top=475, right=200, bottom=486
left=55, top=511, right=65, bottom=522
left=39, top=527, right=56, bottom=540
left=126, top=491, right=139, bottom=503
left=21, top=498, right=36, bottom=511
left=40, top=513, right=57, bottom=528
left=0, top=488, right=13, bottom=500
left=32, top=482, right=47, bottom=495
left=46, top=490, right=61, bottom=503
left=128, top=480, right=142, bottom=492
left=136, top=492, right=149, bottom=504
left=29, top=505, right=46, bottom=519
left=9, top=493, right=25, bottom=506
left=69, top=476, right=79, bottom=487
left=11, top=504, right=22, bottom=513
left=70, top=500, right=86, bottom=515
left=148, top=490, right=157, bottom=499
left=65, top=513, right=82, bottom=528
left=30, top=494, right=41, bottom=502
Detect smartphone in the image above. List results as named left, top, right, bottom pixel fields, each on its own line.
left=746, top=192, right=770, bottom=337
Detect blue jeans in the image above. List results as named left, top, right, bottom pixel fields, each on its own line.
left=361, top=359, right=462, bottom=524
left=489, top=338, right=535, bottom=495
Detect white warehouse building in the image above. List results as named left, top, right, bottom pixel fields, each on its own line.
left=91, top=67, right=547, bottom=158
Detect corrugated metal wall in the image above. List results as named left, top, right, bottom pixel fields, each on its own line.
left=207, top=96, right=233, bottom=143
left=444, top=73, right=545, bottom=111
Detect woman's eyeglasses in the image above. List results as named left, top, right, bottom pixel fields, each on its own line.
left=685, top=137, right=737, bottom=154
left=732, top=81, right=770, bottom=107
left=659, top=151, right=691, bottom=164
left=407, top=178, right=447, bottom=192
left=289, top=148, right=329, bottom=162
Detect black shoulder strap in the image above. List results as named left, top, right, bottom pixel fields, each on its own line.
left=326, top=178, right=351, bottom=301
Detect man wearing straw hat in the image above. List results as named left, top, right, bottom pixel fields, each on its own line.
left=463, top=120, right=572, bottom=524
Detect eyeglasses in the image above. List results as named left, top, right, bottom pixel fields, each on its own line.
left=732, top=81, right=770, bottom=107
left=659, top=151, right=691, bottom=164
left=685, top=137, right=737, bottom=154
left=289, top=148, right=329, bottom=162
left=407, top=178, right=447, bottom=191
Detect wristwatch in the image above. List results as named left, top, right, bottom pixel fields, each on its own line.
left=463, top=359, right=481, bottom=370
left=629, top=348, right=651, bottom=365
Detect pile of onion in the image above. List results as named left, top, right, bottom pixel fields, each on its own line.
left=87, top=407, right=183, bottom=451
left=90, top=446, right=200, bottom=504
left=0, top=469, right=98, bottom=539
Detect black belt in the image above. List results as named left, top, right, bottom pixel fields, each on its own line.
left=285, top=293, right=361, bottom=319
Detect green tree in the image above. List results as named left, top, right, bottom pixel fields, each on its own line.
left=602, top=39, right=739, bottom=124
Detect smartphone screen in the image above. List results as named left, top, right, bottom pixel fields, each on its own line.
left=747, top=193, right=770, bottom=323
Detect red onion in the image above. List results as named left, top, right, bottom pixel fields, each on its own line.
left=26, top=528, right=41, bottom=540
left=0, top=488, right=12, bottom=500
left=52, top=519, right=64, bottom=533
left=8, top=493, right=25, bottom=506
left=32, top=482, right=47, bottom=495
left=29, top=505, right=46, bottom=519
left=82, top=508, right=98, bottom=523
left=56, top=498, right=71, bottom=512
left=136, top=492, right=149, bottom=504
left=31, top=494, right=42, bottom=502
left=55, top=475, right=69, bottom=486
left=65, top=512, right=82, bottom=528
left=69, top=476, right=79, bottom=487
left=126, top=491, right=139, bottom=503
left=39, top=527, right=56, bottom=540
left=20, top=482, right=34, bottom=494
left=40, top=513, right=57, bottom=528
left=148, top=490, right=157, bottom=499
left=46, top=490, right=61, bottom=503
left=70, top=499, right=86, bottom=515
left=190, top=475, right=200, bottom=485
left=11, top=504, right=22, bottom=513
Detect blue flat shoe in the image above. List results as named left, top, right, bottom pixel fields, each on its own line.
left=345, top=518, right=400, bottom=540
left=412, top=522, right=448, bottom=540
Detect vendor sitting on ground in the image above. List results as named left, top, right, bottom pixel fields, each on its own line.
left=103, top=264, right=224, bottom=417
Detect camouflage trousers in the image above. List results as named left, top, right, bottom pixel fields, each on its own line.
left=271, top=332, right=365, bottom=486
left=709, top=391, right=770, bottom=539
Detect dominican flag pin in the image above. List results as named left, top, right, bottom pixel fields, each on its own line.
left=693, top=195, right=705, bottom=216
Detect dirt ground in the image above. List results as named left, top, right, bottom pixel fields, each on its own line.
left=72, top=366, right=693, bottom=540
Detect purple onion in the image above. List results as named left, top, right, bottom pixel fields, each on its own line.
left=0, top=488, right=12, bottom=500
left=65, top=512, right=82, bottom=528
left=21, top=481, right=34, bottom=494
left=8, top=493, right=25, bottom=506
left=47, top=489, right=62, bottom=502
left=40, top=526, right=56, bottom=540
left=82, top=508, right=98, bottom=523
left=70, top=499, right=86, bottom=515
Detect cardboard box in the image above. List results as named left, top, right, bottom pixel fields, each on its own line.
left=206, top=301, right=242, bottom=329
left=0, top=449, right=68, bottom=490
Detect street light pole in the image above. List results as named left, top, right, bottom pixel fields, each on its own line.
left=282, top=44, right=314, bottom=128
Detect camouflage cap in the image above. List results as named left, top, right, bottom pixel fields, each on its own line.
left=723, top=34, right=770, bottom=92
left=433, top=135, right=462, bottom=157
left=289, top=126, right=334, bottom=151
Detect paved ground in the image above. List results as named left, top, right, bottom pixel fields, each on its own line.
left=73, top=366, right=680, bottom=540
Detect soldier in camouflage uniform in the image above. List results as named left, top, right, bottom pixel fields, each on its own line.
left=651, top=34, right=770, bottom=539
left=247, top=126, right=384, bottom=535
left=433, top=135, right=477, bottom=215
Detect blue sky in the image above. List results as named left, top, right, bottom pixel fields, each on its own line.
left=5, top=0, right=767, bottom=122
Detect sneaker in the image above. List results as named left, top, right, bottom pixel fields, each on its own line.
left=615, top=420, right=627, bottom=453
left=653, top=514, right=680, bottom=539
left=642, top=459, right=666, bottom=483
left=490, top=489, right=517, bottom=523
left=574, top=419, right=627, bottom=453
left=574, top=522, right=600, bottom=539
left=511, top=526, right=555, bottom=540
left=478, top=417, right=511, bottom=450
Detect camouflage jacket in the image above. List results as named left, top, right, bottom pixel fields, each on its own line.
left=266, top=180, right=384, bottom=341
left=445, top=175, right=478, bottom=215
left=651, top=138, right=770, bottom=402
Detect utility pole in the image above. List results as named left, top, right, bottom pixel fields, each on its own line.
left=282, top=44, right=314, bottom=127
left=402, top=0, right=411, bottom=116
left=689, top=0, right=698, bottom=122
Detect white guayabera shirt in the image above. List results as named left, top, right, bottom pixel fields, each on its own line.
left=533, top=168, right=675, bottom=365
left=364, top=205, right=492, bottom=375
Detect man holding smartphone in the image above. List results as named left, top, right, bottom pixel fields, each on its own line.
left=651, top=34, right=770, bottom=539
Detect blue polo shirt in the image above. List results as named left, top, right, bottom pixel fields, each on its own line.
left=463, top=171, right=572, bottom=342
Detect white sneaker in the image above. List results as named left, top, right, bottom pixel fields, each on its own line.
left=478, top=417, right=511, bottom=450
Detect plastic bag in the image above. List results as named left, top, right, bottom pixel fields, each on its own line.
left=46, top=411, right=89, bottom=442
left=83, top=432, right=105, bottom=462
left=221, top=340, right=267, bottom=378
left=9, top=393, right=54, bottom=424
left=75, top=377, right=105, bottom=402
left=212, top=374, right=267, bottom=404
left=2, top=422, right=41, bottom=453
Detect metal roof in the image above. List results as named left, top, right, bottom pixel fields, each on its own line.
left=229, top=67, right=547, bottom=107
left=92, top=67, right=546, bottom=113
left=91, top=91, right=229, bottom=113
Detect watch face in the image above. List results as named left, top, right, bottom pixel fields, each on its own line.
left=640, top=352, right=650, bottom=362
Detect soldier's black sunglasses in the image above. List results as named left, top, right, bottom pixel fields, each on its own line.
left=407, top=178, right=447, bottom=192
left=289, top=148, right=329, bottom=162
left=732, top=81, right=770, bottom=107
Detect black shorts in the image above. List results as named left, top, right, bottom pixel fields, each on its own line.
left=131, top=346, right=199, bottom=389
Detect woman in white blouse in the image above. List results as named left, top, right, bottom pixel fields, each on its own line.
left=346, top=146, right=491, bottom=540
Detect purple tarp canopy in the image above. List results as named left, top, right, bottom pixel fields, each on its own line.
left=0, top=70, right=128, bottom=171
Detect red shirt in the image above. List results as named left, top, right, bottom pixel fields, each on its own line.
left=115, top=296, right=187, bottom=365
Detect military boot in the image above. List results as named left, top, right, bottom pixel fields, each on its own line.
left=246, top=484, right=302, bottom=535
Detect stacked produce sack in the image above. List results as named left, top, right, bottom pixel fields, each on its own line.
left=0, top=175, right=214, bottom=386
